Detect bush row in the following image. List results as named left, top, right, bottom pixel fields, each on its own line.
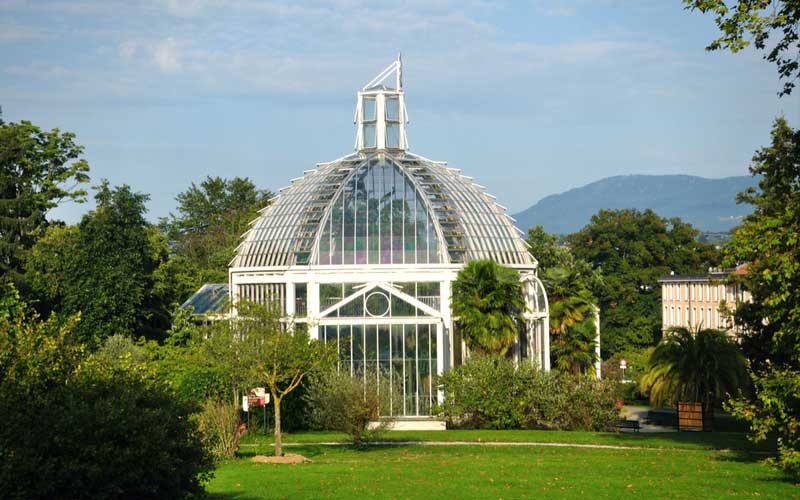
left=438, top=354, right=620, bottom=431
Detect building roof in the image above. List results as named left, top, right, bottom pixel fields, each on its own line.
left=658, top=264, right=749, bottom=284
left=231, top=59, right=533, bottom=270
left=180, top=284, right=229, bottom=315
left=231, top=151, right=533, bottom=268
left=658, top=270, right=732, bottom=283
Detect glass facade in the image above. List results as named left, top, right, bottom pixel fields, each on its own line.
left=322, top=323, right=436, bottom=416
left=317, top=157, right=441, bottom=265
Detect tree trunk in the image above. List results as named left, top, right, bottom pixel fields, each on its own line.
left=703, top=398, right=714, bottom=432
left=273, top=395, right=282, bottom=456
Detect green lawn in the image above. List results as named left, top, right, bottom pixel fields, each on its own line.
left=209, top=432, right=797, bottom=499
left=239, top=429, right=774, bottom=452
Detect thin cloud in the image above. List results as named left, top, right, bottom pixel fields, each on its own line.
left=153, top=37, right=182, bottom=73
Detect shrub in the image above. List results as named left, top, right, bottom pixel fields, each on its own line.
left=438, top=354, right=619, bottom=431
left=197, top=399, right=245, bottom=458
left=305, top=370, right=395, bottom=444
left=0, top=308, right=214, bottom=499
left=436, top=354, right=530, bottom=429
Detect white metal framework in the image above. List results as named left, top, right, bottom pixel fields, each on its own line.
left=229, top=58, right=550, bottom=417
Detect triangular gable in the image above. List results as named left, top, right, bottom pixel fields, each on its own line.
left=318, top=282, right=440, bottom=318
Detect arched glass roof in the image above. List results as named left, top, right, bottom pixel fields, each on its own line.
left=231, top=151, right=533, bottom=268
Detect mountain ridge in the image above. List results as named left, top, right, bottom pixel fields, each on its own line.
left=511, top=174, right=756, bottom=235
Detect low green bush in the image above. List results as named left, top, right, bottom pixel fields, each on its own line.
left=304, top=370, right=395, bottom=444
left=438, top=354, right=619, bottom=431
left=0, top=309, right=214, bottom=500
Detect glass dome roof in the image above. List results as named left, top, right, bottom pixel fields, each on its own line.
left=231, top=151, right=533, bottom=268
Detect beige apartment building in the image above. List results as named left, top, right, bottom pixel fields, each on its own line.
left=658, top=266, right=750, bottom=332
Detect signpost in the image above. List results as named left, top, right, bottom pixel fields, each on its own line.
left=243, top=388, right=270, bottom=434
left=620, top=358, right=627, bottom=383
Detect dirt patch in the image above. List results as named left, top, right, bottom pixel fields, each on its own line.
left=251, top=454, right=310, bottom=464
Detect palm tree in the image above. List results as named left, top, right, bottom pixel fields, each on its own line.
left=451, top=260, right=526, bottom=356
left=641, top=327, right=748, bottom=425
left=551, top=316, right=598, bottom=376
left=544, top=267, right=599, bottom=376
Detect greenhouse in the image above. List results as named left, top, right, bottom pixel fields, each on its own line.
left=229, top=58, right=549, bottom=418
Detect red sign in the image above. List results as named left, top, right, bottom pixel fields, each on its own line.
left=247, top=396, right=266, bottom=408
left=620, top=359, right=627, bottom=369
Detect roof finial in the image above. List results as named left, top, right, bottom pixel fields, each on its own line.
left=362, top=57, right=403, bottom=91
left=397, top=52, right=403, bottom=90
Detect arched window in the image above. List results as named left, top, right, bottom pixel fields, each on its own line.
left=317, top=158, right=440, bottom=265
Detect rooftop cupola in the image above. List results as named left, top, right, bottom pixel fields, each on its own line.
left=354, top=55, right=409, bottom=152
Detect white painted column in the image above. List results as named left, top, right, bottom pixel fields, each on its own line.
left=543, top=314, right=551, bottom=371
left=285, top=281, right=296, bottom=316
left=308, top=281, right=320, bottom=340
left=439, top=279, right=452, bottom=368
left=436, top=321, right=445, bottom=404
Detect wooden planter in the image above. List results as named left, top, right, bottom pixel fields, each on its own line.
left=677, top=401, right=712, bottom=431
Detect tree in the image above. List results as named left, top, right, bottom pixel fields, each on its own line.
left=23, top=224, right=79, bottom=316
left=725, top=117, right=800, bottom=477
left=684, top=0, right=800, bottom=96
left=209, top=301, right=332, bottom=456
left=528, top=225, right=602, bottom=375
left=0, top=117, right=90, bottom=286
left=641, top=327, right=747, bottom=421
left=567, top=209, right=719, bottom=357
left=451, top=259, right=526, bottom=356
left=0, top=289, right=213, bottom=499
left=161, top=176, right=272, bottom=285
left=23, top=186, right=176, bottom=343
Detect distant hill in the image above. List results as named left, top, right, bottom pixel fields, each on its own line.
left=512, top=175, right=756, bottom=235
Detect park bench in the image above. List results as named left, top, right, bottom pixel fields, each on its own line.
left=616, top=419, right=641, bottom=432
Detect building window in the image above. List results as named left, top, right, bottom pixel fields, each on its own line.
left=385, top=97, right=399, bottom=120
left=385, top=97, right=400, bottom=148
left=362, top=98, right=377, bottom=148
left=386, top=123, right=399, bottom=148
left=316, top=158, right=441, bottom=265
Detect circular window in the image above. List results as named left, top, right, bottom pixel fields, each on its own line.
left=365, top=292, right=390, bottom=317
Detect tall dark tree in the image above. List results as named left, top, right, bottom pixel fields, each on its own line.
left=62, top=182, right=161, bottom=344
left=567, top=209, right=719, bottom=357
left=725, top=117, right=800, bottom=477
left=0, top=117, right=90, bottom=286
left=161, top=176, right=272, bottom=286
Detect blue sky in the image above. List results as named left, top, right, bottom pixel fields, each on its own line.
left=1, top=0, right=798, bottom=223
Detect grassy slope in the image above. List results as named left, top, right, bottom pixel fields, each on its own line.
left=208, top=444, right=798, bottom=500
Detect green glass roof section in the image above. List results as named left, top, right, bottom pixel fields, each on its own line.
left=231, top=151, right=533, bottom=268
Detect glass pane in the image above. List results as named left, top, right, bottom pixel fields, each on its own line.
left=352, top=325, right=364, bottom=380
left=339, top=325, right=352, bottom=373
left=385, top=97, right=399, bottom=120
left=404, top=325, right=417, bottom=415
left=379, top=325, right=390, bottom=374
left=391, top=325, right=405, bottom=416
left=386, top=123, right=399, bottom=148
left=316, top=158, right=440, bottom=267
left=363, top=98, right=376, bottom=121
left=365, top=325, right=378, bottom=375
left=363, top=124, right=376, bottom=148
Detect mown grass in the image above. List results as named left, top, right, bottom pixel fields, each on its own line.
left=208, top=442, right=798, bottom=499
left=239, top=429, right=775, bottom=453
